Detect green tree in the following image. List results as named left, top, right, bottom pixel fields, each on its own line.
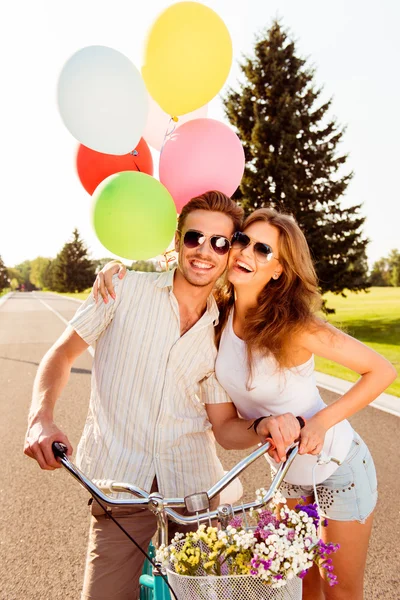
left=9, top=278, right=20, bottom=291
left=6, top=267, right=23, bottom=288
left=130, top=260, right=158, bottom=272
left=369, top=250, right=400, bottom=286
left=391, top=265, right=400, bottom=287
left=0, top=256, right=9, bottom=292
left=388, top=249, right=400, bottom=287
left=41, top=260, right=56, bottom=290
left=14, top=260, right=35, bottom=291
left=369, top=257, right=390, bottom=286
left=30, top=257, right=52, bottom=289
left=223, top=21, right=369, bottom=297
left=52, top=229, right=96, bottom=292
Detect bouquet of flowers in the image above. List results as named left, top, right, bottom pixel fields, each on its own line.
left=157, top=489, right=339, bottom=593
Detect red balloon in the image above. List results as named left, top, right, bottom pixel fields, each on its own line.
left=76, top=138, right=154, bottom=195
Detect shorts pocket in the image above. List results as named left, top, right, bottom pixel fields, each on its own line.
left=342, top=435, right=363, bottom=464
left=361, top=448, right=378, bottom=494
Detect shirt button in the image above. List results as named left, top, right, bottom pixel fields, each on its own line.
left=155, top=454, right=160, bottom=459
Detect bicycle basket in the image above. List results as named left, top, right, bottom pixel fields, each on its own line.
left=166, top=538, right=302, bottom=600
left=167, top=569, right=302, bottom=600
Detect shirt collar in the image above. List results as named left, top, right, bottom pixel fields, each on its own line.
left=155, top=268, right=220, bottom=326
left=155, top=268, right=175, bottom=289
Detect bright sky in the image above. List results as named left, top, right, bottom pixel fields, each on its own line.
left=1, top=0, right=399, bottom=268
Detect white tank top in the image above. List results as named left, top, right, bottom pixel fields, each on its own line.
left=215, top=310, right=354, bottom=485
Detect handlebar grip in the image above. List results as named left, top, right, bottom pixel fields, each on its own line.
left=92, top=479, right=117, bottom=492
left=52, top=441, right=68, bottom=458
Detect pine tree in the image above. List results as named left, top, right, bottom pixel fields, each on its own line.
left=224, top=21, right=369, bottom=298
left=0, top=255, right=9, bottom=292
left=52, top=229, right=96, bottom=292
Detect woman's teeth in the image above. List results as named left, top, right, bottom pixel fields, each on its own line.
left=236, top=261, right=253, bottom=272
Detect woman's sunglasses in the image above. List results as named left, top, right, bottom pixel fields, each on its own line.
left=182, top=230, right=231, bottom=256
left=231, top=231, right=276, bottom=263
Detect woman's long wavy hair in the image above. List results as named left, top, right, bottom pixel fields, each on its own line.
left=215, top=208, right=322, bottom=372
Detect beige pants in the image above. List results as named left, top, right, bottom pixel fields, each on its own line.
left=81, top=479, right=219, bottom=600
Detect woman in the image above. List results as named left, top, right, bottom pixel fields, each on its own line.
left=94, top=208, right=396, bottom=599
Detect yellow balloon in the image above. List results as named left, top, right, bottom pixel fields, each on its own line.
left=142, top=2, right=232, bottom=116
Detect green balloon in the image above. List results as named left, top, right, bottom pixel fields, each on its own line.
left=92, top=171, right=177, bottom=260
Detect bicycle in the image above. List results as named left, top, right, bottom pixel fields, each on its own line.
left=52, top=438, right=303, bottom=600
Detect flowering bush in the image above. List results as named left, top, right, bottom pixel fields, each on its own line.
left=157, top=489, right=339, bottom=589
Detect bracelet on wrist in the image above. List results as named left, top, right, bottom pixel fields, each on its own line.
left=247, top=415, right=271, bottom=435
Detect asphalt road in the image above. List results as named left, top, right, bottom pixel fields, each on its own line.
left=0, top=291, right=398, bottom=600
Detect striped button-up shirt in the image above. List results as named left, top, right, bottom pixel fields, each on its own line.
left=69, top=268, right=231, bottom=497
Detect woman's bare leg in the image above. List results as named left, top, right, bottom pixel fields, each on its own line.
left=321, top=512, right=374, bottom=600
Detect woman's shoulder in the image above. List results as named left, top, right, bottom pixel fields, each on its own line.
left=295, top=317, right=344, bottom=352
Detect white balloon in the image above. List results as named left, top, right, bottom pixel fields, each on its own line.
left=57, top=46, right=148, bottom=155
left=143, top=94, right=208, bottom=151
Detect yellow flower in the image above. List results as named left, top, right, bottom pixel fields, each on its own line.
left=176, top=564, right=187, bottom=574
left=214, top=540, right=226, bottom=551
left=207, top=527, right=217, bottom=542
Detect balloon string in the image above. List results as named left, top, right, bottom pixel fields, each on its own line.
left=129, top=150, right=141, bottom=172
left=160, top=116, right=178, bottom=155
left=159, top=249, right=177, bottom=272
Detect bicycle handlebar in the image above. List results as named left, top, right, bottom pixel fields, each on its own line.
left=52, top=417, right=304, bottom=563
left=53, top=442, right=186, bottom=508
left=52, top=438, right=300, bottom=523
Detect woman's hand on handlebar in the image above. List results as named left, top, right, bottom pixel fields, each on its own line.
left=24, top=417, right=73, bottom=470
left=93, top=261, right=126, bottom=304
left=298, top=415, right=327, bottom=456
left=256, top=414, right=301, bottom=463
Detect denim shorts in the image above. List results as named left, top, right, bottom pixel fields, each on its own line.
left=277, top=433, right=378, bottom=523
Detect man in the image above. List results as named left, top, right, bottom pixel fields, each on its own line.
left=24, top=191, right=270, bottom=599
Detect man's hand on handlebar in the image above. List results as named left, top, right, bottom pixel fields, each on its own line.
left=256, top=413, right=302, bottom=463
left=24, top=416, right=73, bottom=470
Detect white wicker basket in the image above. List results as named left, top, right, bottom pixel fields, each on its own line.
left=167, top=570, right=302, bottom=600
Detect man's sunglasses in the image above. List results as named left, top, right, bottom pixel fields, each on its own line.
left=231, top=231, right=276, bottom=263
left=181, top=229, right=231, bottom=255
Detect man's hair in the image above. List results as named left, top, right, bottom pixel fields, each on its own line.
left=177, top=191, right=244, bottom=232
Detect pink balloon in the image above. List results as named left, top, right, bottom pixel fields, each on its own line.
left=143, top=95, right=208, bottom=151
left=159, top=119, right=245, bottom=213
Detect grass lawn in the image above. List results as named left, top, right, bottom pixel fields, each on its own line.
left=57, top=286, right=400, bottom=397
left=316, top=287, right=400, bottom=397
